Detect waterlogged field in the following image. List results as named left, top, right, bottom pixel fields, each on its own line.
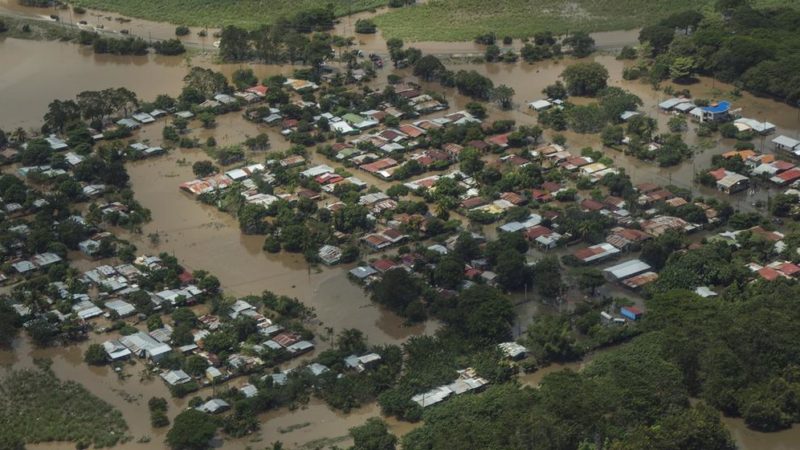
left=0, top=363, right=129, bottom=448
left=372, top=0, right=800, bottom=41
left=70, top=0, right=387, bottom=28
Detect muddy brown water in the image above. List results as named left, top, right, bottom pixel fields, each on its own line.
left=3, top=26, right=800, bottom=449
left=0, top=0, right=218, bottom=46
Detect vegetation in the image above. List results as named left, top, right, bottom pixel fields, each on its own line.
left=71, top=0, right=388, bottom=28
left=166, top=409, right=218, bottom=450
left=0, top=364, right=128, bottom=447
left=638, top=3, right=800, bottom=103
left=373, top=0, right=746, bottom=41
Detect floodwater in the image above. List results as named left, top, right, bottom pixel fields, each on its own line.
left=723, top=417, right=800, bottom=450
left=124, top=148, right=437, bottom=346
left=3, top=16, right=800, bottom=449
left=0, top=37, right=190, bottom=130
left=0, top=0, right=218, bottom=46
left=0, top=334, right=177, bottom=447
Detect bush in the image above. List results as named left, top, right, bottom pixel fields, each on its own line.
left=84, top=343, right=107, bottom=365
left=355, top=19, right=377, bottom=34
left=153, top=39, right=186, bottom=56
left=151, top=410, right=170, bottom=428
left=263, top=236, right=281, bottom=253
left=175, top=25, right=190, bottom=36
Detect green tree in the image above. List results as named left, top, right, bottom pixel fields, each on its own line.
left=459, top=147, right=485, bottom=175
left=355, top=19, right=377, bottom=34
left=184, top=355, right=209, bottom=376
left=386, top=38, right=404, bottom=68
left=542, top=80, right=568, bottom=100
left=563, top=31, right=595, bottom=58
left=639, top=25, right=675, bottom=55
left=602, top=125, right=625, bottom=146
left=561, top=62, right=609, bottom=97
left=494, top=249, right=527, bottom=291
left=166, top=409, right=218, bottom=450
left=444, top=285, right=514, bottom=344
left=577, top=268, right=605, bottom=296
left=670, top=56, right=696, bottom=81
left=371, top=268, right=421, bottom=315
left=84, top=343, right=107, bottom=365
left=350, top=417, right=397, bottom=450
left=491, top=84, right=515, bottom=109
left=218, top=25, right=251, bottom=61
left=484, top=44, right=501, bottom=62
left=43, top=99, right=81, bottom=134
left=192, top=160, right=217, bottom=177
left=434, top=256, right=464, bottom=289
left=413, top=54, right=445, bottom=81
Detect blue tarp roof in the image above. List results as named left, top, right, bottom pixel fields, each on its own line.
left=702, top=101, right=730, bottom=113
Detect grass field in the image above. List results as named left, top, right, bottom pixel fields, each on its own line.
left=0, top=365, right=129, bottom=447
left=70, top=0, right=388, bottom=28
left=372, top=0, right=800, bottom=41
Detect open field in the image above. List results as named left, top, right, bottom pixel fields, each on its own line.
left=0, top=364, right=129, bottom=447
left=372, top=0, right=800, bottom=41
left=69, top=0, right=387, bottom=28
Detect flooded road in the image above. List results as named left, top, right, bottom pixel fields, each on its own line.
left=125, top=148, right=438, bottom=346
left=0, top=0, right=218, bottom=46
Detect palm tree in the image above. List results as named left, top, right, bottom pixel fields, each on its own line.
left=10, top=127, right=27, bottom=143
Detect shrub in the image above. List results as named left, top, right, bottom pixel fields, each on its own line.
left=355, top=19, right=377, bottom=34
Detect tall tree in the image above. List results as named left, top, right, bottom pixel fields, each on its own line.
left=43, top=100, right=81, bottom=134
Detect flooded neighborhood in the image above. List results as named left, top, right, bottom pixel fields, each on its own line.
left=3, top=1, right=800, bottom=450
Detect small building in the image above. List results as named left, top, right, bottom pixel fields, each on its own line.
left=116, top=118, right=140, bottom=129
left=286, top=340, right=315, bottom=355
left=528, top=99, right=552, bottom=111
left=120, top=332, right=172, bottom=362
left=717, top=172, right=749, bottom=194
left=773, top=135, right=800, bottom=155
left=620, top=306, right=643, bottom=321
left=105, top=299, right=136, bottom=317
left=307, top=363, right=330, bottom=377
left=132, top=112, right=155, bottom=124
left=498, top=342, right=528, bottom=360
left=318, top=245, right=342, bottom=265
left=205, top=366, right=223, bottom=382
left=349, top=266, right=378, bottom=280
left=734, top=118, right=775, bottom=135
left=658, top=98, right=692, bottom=111
left=102, top=340, right=132, bottom=361
left=161, top=369, right=191, bottom=386
left=603, top=259, right=652, bottom=281
left=621, top=271, right=659, bottom=290
left=197, top=399, right=230, bottom=414
left=573, top=243, right=621, bottom=264
left=697, top=101, right=731, bottom=122
left=239, top=384, right=258, bottom=398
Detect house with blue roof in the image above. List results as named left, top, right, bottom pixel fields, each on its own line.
left=690, top=101, right=731, bottom=123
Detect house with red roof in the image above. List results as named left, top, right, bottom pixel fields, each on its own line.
left=360, top=158, right=398, bottom=175
left=486, top=133, right=510, bottom=148
left=245, top=85, right=268, bottom=97
left=398, top=124, right=426, bottom=138
left=771, top=168, right=800, bottom=186
left=531, top=189, right=553, bottom=203
left=580, top=199, right=606, bottom=212
left=371, top=258, right=398, bottom=273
